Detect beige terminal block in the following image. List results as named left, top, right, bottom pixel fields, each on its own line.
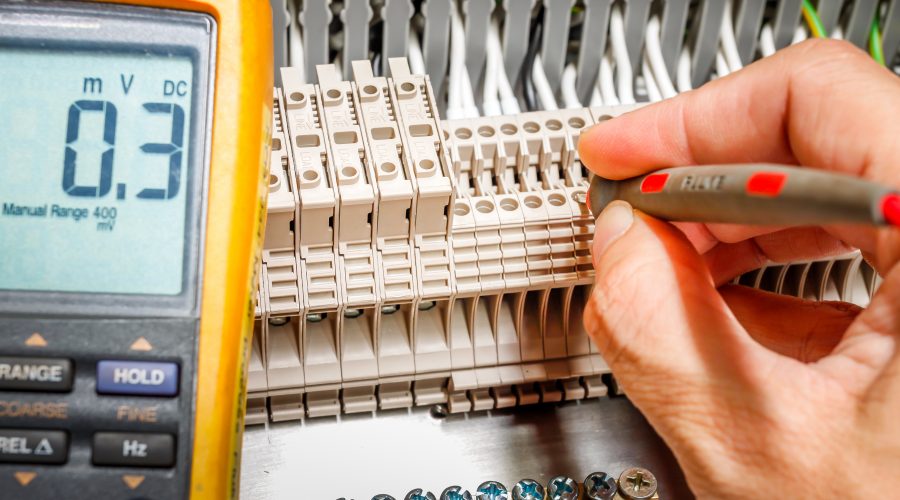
left=247, top=62, right=881, bottom=421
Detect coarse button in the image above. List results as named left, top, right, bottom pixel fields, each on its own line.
left=0, top=428, right=68, bottom=464
left=0, top=357, right=73, bottom=392
left=96, top=360, right=179, bottom=396
left=92, top=432, right=175, bottom=467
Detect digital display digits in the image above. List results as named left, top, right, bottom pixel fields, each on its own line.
left=0, top=48, right=198, bottom=296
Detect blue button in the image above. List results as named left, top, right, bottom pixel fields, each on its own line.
left=96, top=360, right=179, bottom=396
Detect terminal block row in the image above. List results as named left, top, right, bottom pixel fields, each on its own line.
left=246, top=59, right=879, bottom=424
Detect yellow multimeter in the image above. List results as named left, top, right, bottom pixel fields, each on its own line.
left=0, top=0, right=271, bottom=498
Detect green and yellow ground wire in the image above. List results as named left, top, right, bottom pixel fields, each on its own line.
left=801, top=0, right=886, bottom=66
left=801, top=0, right=828, bottom=38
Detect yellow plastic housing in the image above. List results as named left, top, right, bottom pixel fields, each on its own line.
left=93, top=0, right=273, bottom=498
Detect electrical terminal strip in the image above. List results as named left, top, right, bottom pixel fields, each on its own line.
left=250, top=59, right=882, bottom=422
left=248, top=60, right=650, bottom=422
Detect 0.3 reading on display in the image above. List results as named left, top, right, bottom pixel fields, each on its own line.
left=0, top=48, right=198, bottom=296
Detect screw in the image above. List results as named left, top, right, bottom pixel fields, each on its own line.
left=547, top=476, right=578, bottom=500
left=583, top=472, right=617, bottom=500
left=617, top=467, right=657, bottom=500
left=418, top=300, right=436, bottom=311
left=429, top=404, right=449, bottom=419
left=512, top=479, right=545, bottom=500
left=343, top=308, right=363, bottom=319
left=381, top=304, right=400, bottom=314
left=573, top=191, right=587, bottom=204
left=305, top=312, right=325, bottom=323
left=441, top=486, right=473, bottom=500
left=372, top=496, right=396, bottom=500
left=405, top=489, right=437, bottom=500
left=268, top=316, right=289, bottom=326
left=476, top=481, right=509, bottom=500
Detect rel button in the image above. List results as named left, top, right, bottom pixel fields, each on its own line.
left=0, top=428, right=68, bottom=464
left=96, top=361, right=179, bottom=397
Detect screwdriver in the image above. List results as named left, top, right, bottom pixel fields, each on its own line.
left=588, top=164, right=900, bottom=227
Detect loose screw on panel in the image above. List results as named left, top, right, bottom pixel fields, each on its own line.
left=583, top=472, right=617, bottom=500
left=617, top=467, right=658, bottom=500
left=476, top=481, right=510, bottom=500
left=512, top=479, right=545, bottom=500
left=405, top=489, right=437, bottom=500
left=441, top=485, right=474, bottom=500
left=268, top=316, right=289, bottom=326
left=372, top=496, right=396, bottom=500
left=547, top=476, right=578, bottom=500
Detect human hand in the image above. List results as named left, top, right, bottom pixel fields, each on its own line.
left=578, top=39, right=900, bottom=499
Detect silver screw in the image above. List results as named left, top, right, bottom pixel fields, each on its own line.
left=418, top=300, right=436, bottom=311
left=268, top=316, right=289, bottom=326
left=617, top=467, right=657, bottom=500
left=512, top=479, right=545, bottom=500
left=547, top=476, right=578, bottom=500
left=441, top=486, right=473, bottom=500
left=405, top=489, right=437, bottom=500
left=583, top=472, right=617, bottom=500
left=343, top=308, right=363, bottom=319
left=305, top=312, right=324, bottom=323
left=476, top=481, right=510, bottom=500
left=372, top=496, right=396, bottom=500
left=381, top=304, right=400, bottom=314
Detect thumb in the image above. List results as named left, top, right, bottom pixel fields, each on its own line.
left=586, top=202, right=768, bottom=405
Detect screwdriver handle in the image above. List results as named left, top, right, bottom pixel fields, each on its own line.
left=588, top=164, right=900, bottom=227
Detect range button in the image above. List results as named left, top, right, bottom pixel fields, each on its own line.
left=96, top=360, right=179, bottom=397
left=92, top=432, right=175, bottom=467
left=0, top=428, right=68, bottom=464
left=0, top=357, right=72, bottom=392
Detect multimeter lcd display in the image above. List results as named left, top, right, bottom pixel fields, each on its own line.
left=0, top=48, right=196, bottom=296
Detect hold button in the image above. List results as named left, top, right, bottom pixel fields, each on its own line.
left=0, top=429, right=68, bottom=464
left=96, top=361, right=179, bottom=397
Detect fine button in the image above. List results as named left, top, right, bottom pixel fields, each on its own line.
left=92, top=432, right=175, bottom=467
left=96, top=360, right=179, bottom=397
left=0, top=428, right=68, bottom=464
left=0, top=357, right=73, bottom=392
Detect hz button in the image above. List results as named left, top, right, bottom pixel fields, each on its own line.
left=96, top=361, right=179, bottom=397
left=0, top=429, right=68, bottom=464
left=92, top=432, right=175, bottom=467
left=0, top=357, right=72, bottom=392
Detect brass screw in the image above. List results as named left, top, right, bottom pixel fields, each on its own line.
left=617, top=467, right=657, bottom=500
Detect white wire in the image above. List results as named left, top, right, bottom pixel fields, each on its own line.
left=288, top=4, right=305, bottom=82
left=720, top=0, right=743, bottom=72
left=482, top=23, right=502, bottom=115
left=760, top=24, right=776, bottom=57
left=461, top=66, right=479, bottom=118
left=408, top=30, right=426, bottom=76
left=496, top=58, right=520, bottom=114
left=590, top=87, right=603, bottom=106
left=447, top=5, right=467, bottom=119
left=532, top=54, right=559, bottom=110
left=642, top=55, right=663, bottom=102
left=610, top=5, right=635, bottom=104
left=561, top=64, right=581, bottom=108
left=792, top=25, right=808, bottom=45
left=831, top=25, right=844, bottom=40
left=645, top=16, right=677, bottom=98
left=676, top=47, right=693, bottom=92
left=715, top=50, right=731, bottom=78
left=599, top=52, right=620, bottom=105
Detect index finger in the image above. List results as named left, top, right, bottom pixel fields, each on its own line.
left=578, top=39, right=900, bottom=189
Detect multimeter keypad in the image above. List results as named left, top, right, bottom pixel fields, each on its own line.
left=0, top=429, right=68, bottom=464
left=0, top=357, right=73, bottom=392
left=92, top=432, right=175, bottom=467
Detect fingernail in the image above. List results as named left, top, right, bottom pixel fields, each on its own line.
left=593, top=201, right=634, bottom=256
